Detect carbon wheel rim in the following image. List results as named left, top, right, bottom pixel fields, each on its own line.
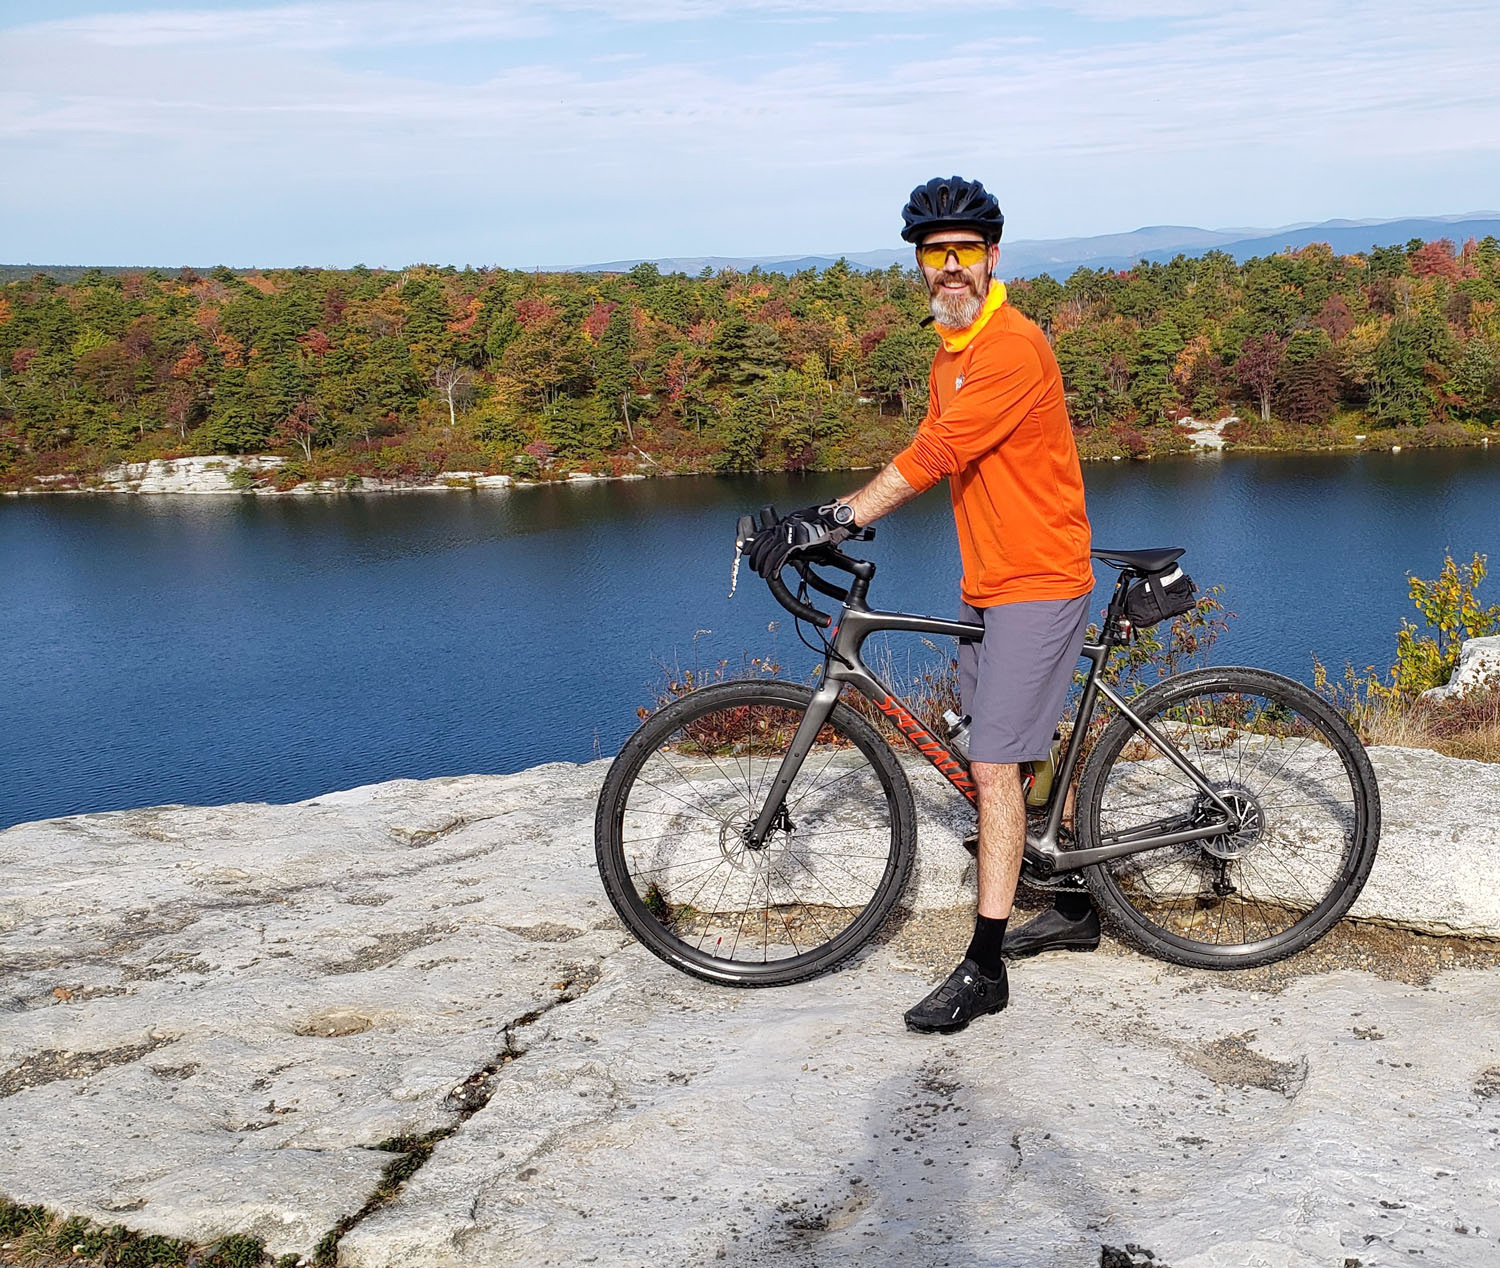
left=612, top=692, right=904, bottom=976
left=1090, top=683, right=1366, bottom=958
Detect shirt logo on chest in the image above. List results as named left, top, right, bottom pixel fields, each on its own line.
left=954, top=374, right=964, bottom=393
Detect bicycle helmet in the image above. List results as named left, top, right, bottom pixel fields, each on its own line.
left=900, top=176, right=1005, bottom=244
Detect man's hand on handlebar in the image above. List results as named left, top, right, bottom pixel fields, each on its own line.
left=745, top=502, right=862, bottom=580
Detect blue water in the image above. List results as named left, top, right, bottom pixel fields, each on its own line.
left=3, top=447, right=1498, bottom=827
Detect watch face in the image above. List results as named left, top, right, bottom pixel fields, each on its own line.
left=832, top=503, right=855, bottom=526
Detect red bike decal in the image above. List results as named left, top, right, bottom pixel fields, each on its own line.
left=873, top=695, right=978, bottom=803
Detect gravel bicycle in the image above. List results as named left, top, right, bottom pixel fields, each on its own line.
left=595, top=517, right=1381, bottom=987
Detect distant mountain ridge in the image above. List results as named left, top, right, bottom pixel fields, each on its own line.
left=564, top=213, right=1500, bottom=280
left=5, top=214, right=1498, bottom=283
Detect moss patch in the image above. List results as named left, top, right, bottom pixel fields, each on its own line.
left=0, top=1199, right=270, bottom=1268
left=310, top=1129, right=455, bottom=1268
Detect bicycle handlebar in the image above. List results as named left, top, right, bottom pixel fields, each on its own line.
left=734, top=507, right=875, bottom=628
left=767, top=570, right=833, bottom=627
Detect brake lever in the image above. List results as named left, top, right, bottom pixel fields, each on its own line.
left=729, top=513, right=757, bottom=598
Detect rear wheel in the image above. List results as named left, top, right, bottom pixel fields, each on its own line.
left=595, top=681, right=915, bottom=986
left=1076, top=667, right=1380, bottom=969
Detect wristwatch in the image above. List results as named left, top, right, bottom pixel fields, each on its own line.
left=829, top=501, right=857, bottom=527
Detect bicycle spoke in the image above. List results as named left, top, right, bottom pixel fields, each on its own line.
left=765, top=856, right=840, bottom=948
left=1086, top=677, right=1373, bottom=967
left=632, top=761, right=734, bottom=827
left=675, top=725, right=759, bottom=817
left=600, top=684, right=913, bottom=979
left=786, top=746, right=881, bottom=819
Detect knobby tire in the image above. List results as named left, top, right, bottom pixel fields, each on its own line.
left=1075, top=666, right=1380, bottom=969
left=595, top=681, right=916, bottom=986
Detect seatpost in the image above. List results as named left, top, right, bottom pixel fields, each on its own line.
left=1105, top=570, right=1134, bottom=644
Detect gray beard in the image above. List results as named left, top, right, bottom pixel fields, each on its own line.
left=929, top=281, right=985, bottom=329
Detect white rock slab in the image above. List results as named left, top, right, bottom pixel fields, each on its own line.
left=1354, top=747, right=1500, bottom=936
left=2, top=747, right=1499, bottom=1261
left=0, top=766, right=628, bottom=1255
left=98, top=456, right=285, bottom=494
left=1423, top=636, right=1500, bottom=703
left=341, top=946, right=1500, bottom=1268
left=1182, top=415, right=1235, bottom=450
left=433, top=472, right=513, bottom=488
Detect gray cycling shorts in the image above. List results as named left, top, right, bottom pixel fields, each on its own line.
left=957, top=593, right=1092, bottom=765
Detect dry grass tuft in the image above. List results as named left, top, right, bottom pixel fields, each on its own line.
left=1351, top=683, right=1500, bottom=763
left=1421, top=684, right=1500, bottom=762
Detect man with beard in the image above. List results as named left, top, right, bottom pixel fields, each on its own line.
left=747, top=176, right=1099, bottom=1034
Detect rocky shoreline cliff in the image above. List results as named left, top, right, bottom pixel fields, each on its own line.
left=2, top=750, right=1499, bottom=1266
left=2, top=455, right=647, bottom=497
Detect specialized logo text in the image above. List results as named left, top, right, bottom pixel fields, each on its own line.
left=874, top=695, right=978, bottom=802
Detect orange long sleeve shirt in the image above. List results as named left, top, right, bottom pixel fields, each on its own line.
left=891, top=287, right=1093, bottom=608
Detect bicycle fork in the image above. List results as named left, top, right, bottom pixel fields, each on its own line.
left=745, top=677, right=843, bottom=849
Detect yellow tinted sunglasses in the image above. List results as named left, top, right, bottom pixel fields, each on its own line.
left=915, top=241, right=990, bottom=269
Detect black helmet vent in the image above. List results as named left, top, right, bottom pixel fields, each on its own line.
left=900, top=176, right=1005, bottom=244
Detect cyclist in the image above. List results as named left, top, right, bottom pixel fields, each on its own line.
left=748, top=176, right=1100, bottom=1034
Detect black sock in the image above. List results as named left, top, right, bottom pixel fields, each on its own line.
left=965, top=914, right=1009, bottom=980
left=1055, top=890, right=1094, bottom=921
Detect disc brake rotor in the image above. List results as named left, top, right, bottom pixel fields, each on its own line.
left=1190, top=784, right=1265, bottom=860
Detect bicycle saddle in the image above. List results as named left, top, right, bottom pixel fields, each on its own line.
left=1091, top=546, right=1186, bottom=573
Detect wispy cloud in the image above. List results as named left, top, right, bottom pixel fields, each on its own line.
left=30, top=3, right=551, bottom=49
left=2, top=0, right=1498, bottom=264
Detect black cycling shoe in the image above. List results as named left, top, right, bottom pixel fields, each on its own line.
left=1002, top=897, right=1101, bottom=960
left=904, top=958, right=1008, bottom=1034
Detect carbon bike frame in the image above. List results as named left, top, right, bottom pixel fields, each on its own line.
left=746, top=556, right=1239, bottom=877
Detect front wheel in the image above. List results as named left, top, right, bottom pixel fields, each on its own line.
left=1075, top=666, right=1380, bottom=969
left=595, top=681, right=916, bottom=986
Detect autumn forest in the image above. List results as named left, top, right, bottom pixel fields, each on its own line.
left=1, top=234, right=1498, bottom=490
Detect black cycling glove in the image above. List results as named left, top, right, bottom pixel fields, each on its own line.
left=746, top=502, right=858, bottom=580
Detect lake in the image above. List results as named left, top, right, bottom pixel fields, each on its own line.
left=3, top=446, right=1498, bottom=827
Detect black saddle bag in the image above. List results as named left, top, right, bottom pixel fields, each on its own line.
left=1124, top=565, right=1197, bottom=627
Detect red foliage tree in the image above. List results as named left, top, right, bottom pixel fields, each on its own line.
left=514, top=297, right=559, bottom=329
left=274, top=399, right=323, bottom=460
left=172, top=343, right=205, bottom=379
left=1313, top=295, right=1354, bottom=343
left=164, top=382, right=197, bottom=440
left=582, top=300, right=618, bottom=341
left=121, top=317, right=154, bottom=360
left=1236, top=333, right=1287, bottom=422
left=446, top=296, right=482, bottom=335
left=1278, top=344, right=1340, bottom=425
left=664, top=351, right=687, bottom=404
left=1409, top=238, right=1463, bottom=281
left=322, top=287, right=348, bottom=328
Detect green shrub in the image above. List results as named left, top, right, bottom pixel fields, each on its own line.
left=0, top=1198, right=48, bottom=1237
left=1387, top=552, right=1500, bottom=697
left=204, top=1233, right=268, bottom=1268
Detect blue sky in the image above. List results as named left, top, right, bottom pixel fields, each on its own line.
left=3, top=1, right=1499, bottom=267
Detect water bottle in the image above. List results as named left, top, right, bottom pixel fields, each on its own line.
left=944, top=712, right=1055, bottom=807
left=1024, top=738, right=1061, bottom=808
left=942, top=710, right=971, bottom=764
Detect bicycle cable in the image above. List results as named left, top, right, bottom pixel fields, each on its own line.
left=793, top=572, right=853, bottom=669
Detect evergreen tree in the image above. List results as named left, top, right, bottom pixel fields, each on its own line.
left=1277, top=329, right=1340, bottom=426
left=1370, top=313, right=1453, bottom=427
left=714, top=390, right=769, bottom=471
left=1128, top=319, right=1183, bottom=421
